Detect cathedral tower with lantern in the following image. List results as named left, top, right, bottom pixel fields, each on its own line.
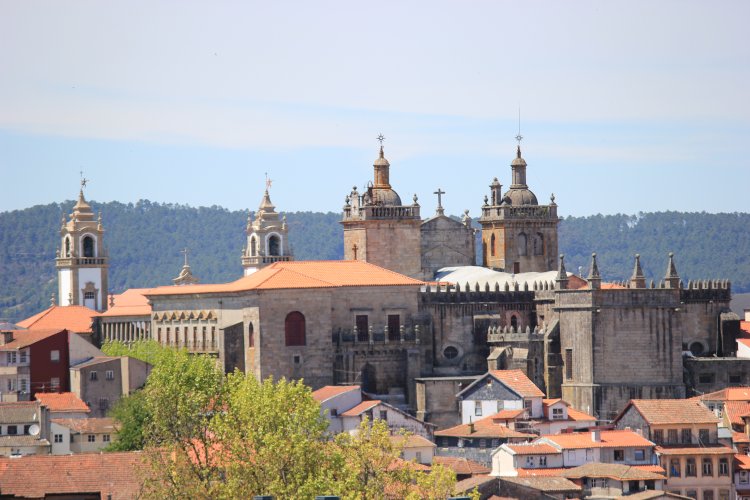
left=241, top=181, right=293, bottom=275
left=56, top=179, right=109, bottom=311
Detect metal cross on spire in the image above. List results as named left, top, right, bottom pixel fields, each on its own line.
left=515, top=106, right=523, bottom=146
left=434, top=188, right=445, bottom=216
left=377, top=133, right=385, bottom=146
left=181, top=247, right=190, bottom=266
left=79, top=170, right=89, bottom=190
left=264, top=172, right=273, bottom=191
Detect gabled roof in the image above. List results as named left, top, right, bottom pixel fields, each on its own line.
left=435, top=412, right=536, bottom=439
left=454, top=475, right=497, bottom=493
left=36, top=392, right=90, bottom=413
left=70, top=356, right=120, bottom=369
left=516, top=467, right=570, bottom=477
left=566, top=407, right=597, bottom=422
left=736, top=453, right=750, bottom=470
left=724, top=401, right=750, bottom=426
left=146, top=260, right=424, bottom=296
left=100, top=288, right=152, bottom=317
left=733, top=431, right=750, bottom=444
left=694, top=386, right=750, bottom=402
left=17, top=305, right=99, bottom=333
left=655, top=444, right=734, bottom=455
left=52, top=417, right=117, bottom=434
left=390, top=434, right=436, bottom=449
left=340, top=400, right=381, bottom=417
left=542, top=429, right=653, bottom=450
left=500, top=476, right=581, bottom=492
left=0, top=451, right=143, bottom=499
left=458, top=369, right=544, bottom=399
left=0, top=401, right=41, bottom=423
left=617, top=399, right=719, bottom=426
left=432, top=456, right=490, bottom=475
left=311, top=385, right=360, bottom=403
left=561, top=462, right=665, bottom=481
left=0, top=329, right=66, bottom=351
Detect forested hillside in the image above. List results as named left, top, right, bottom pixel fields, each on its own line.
left=1, top=200, right=748, bottom=323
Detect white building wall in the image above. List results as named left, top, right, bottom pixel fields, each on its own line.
left=50, top=422, right=71, bottom=455
left=77, top=267, right=103, bottom=308
left=461, top=399, right=523, bottom=424
left=59, top=269, right=72, bottom=306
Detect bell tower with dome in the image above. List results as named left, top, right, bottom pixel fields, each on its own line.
left=241, top=183, right=293, bottom=275
left=479, top=144, right=559, bottom=273
left=342, top=139, right=422, bottom=278
left=56, top=179, right=109, bottom=311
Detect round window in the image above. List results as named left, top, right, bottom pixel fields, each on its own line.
left=689, top=342, right=705, bottom=356
left=443, top=346, right=459, bottom=359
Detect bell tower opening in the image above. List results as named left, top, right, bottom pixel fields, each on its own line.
left=241, top=181, right=293, bottom=275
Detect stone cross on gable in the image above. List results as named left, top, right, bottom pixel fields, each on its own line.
left=434, top=188, right=445, bottom=216
left=352, top=243, right=358, bottom=260
left=181, top=247, right=189, bottom=266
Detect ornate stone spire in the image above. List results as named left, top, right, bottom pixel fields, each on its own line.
left=373, top=137, right=391, bottom=188
left=630, top=254, right=646, bottom=288
left=173, top=248, right=199, bottom=286
left=588, top=252, right=601, bottom=290
left=556, top=254, right=569, bottom=290
left=665, top=252, right=680, bottom=289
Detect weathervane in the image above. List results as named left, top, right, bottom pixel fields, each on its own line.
left=79, top=170, right=89, bottom=190
left=265, top=172, right=273, bottom=191
left=377, top=133, right=385, bottom=146
left=515, top=107, right=523, bottom=146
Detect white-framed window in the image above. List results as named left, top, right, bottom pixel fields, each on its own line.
left=105, top=370, right=114, bottom=381
left=54, top=434, right=63, bottom=443
left=552, top=407, right=564, bottom=420
left=19, top=351, right=27, bottom=363
left=6, top=352, right=17, bottom=364
left=103, top=434, right=111, bottom=443
left=415, top=451, right=422, bottom=463
left=526, top=456, right=534, bottom=467
left=87, top=435, right=96, bottom=443
left=474, top=401, right=482, bottom=416
left=18, top=378, right=28, bottom=393
left=6, top=379, right=15, bottom=391
left=496, top=400, right=504, bottom=412
left=540, top=456, right=547, bottom=466
left=50, top=350, right=60, bottom=362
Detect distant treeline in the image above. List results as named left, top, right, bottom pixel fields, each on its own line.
left=1, top=200, right=747, bottom=322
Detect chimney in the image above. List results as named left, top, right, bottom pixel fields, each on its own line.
left=745, top=309, right=750, bottom=322
left=0, top=331, right=13, bottom=345
left=591, top=429, right=601, bottom=442
left=469, top=421, right=475, bottom=434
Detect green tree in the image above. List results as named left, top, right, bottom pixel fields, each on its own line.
left=105, top=390, right=150, bottom=451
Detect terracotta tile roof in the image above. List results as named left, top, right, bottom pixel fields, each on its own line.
left=655, top=444, right=734, bottom=455
left=500, top=475, right=582, bottom=492
left=543, top=430, right=653, bottom=449
left=52, top=417, right=117, bottom=434
left=491, top=409, right=527, bottom=421
left=0, top=435, right=50, bottom=447
left=0, top=328, right=66, bottom=351
left=387, top=457, right=430, bottom=472
left=390, top=434, right=436, bottom=449
left=17, top=305, right=99, bottom=333
left=488, top=370, right=545, bottom=398
left=0, top=401, right=41, bottom=423
left=561, top=462, right=666, bottom=480
left=635, top=465, right=667, bottom=474
left=695, top=387, right=750, bottom=402
left=340, top=400, right=381, bottom=417
left=542, top=398, right=565, bottom=407
left=505, top=443, right=560, bottom=455
left=738, top=338, right=750, bottom=349
left=733, top=431, right=750, bottom=444
left=621, top=399, right=719, bottom=425
left=741, top=321, right=750, bottom=336
left=725, top=401, right=750, bottom=426
left=100, top=288, right=152, bottom=317
left=516, top=467, right=570, bottom=477
left=70, top=356, right=120, bottom=369
left=36, top=392, right=90, bottom=413
left=432, top=456, right=490, bottom=475
left=311, top=385, right=360, bottom=403
left=146, top=260, right=424, bottom=296
left=624, top=491, right=694, bottom=500
left=735, top=453, right=750, bottom=470
left=0, top=451, right=143, bottom=499
left=435, top=412, right=536, bottom=439
left=566, top=407, right=597, bottom=422
left=601, top=282, right=627, bottom=289
left=454, top=475, right=496, bottom=493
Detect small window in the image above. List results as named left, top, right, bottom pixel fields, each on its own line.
left=19, top=351, right=27, bottom=363
left=82, top=236, right=94, bottom=257
left=704, top=492, right=714, bottom=500
left=719, top=457, right=729, bottom=476
left=686, top=458, right=696, bottom=476
left=634, top=449, right=645, bottom=461
left=355, top=315, right=369, bottom=342
left=552, top=407, right=564, bottom=420
left=565, top=349, right=573, bottom=380
left=99, top=398, right=108, bottom=411
left=379, top=410, right=387, bottom=421
left=7, top=425, right=17, bottom=435
left=667, top=429, right=678, bottom=444
left=387, top=315, right=400, bottom=341
left=19, top=378, right=28, bottom=392
left=669, top=458, right=681, bottom=477
left=474, top=401, right=482, bottom=417
left=415, top=451, right=422, bottom=463
left=284, top=312, right=306, bottom=347
left=50, top=350, right=60, bottom=362
left=248, top=322, right=254, bottom=348
left=84, top=291, right=95, bottom=300
left=6, top=352, right=17, bottom=364
left=539, top=456, right=547, bottom=466
left=50, top=377, right=60, bottom=389
left=681, top=428, right=691, bottom=444
left=479, top=439, right=487, bottom=448
left=614, top=449, right=624, bottom=461
left=87, top=435, right=96, bottom=443
left=330, top=408, right=338, bottom=417
left=54, top=434, right=63, bottom=443
left=699, top=428, right=710, bottom=444
left=698, top=373, right=715, bottom=384
left=652, top=429, right=663, bottom=444
left=730, top=374, right=743, bottom=384
left=90, top=371, right=98, bottom=381
left=525, top=456, right=534, bottom=467
left=105, top=370, right=114, bottom=381
left=103, top=434, right=110, bottom=443
left=293, top=354, right=302, bottom=365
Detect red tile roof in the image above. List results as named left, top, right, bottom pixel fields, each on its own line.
left=311, top=385, right=360, bottom=403
left=725, top=401, right=750, bottom=426
left=738, top=338, right=750, bottom=349
left=0, top=329, right=66, bottom=351
left=561, top=462, right=666, bottom=481
left=566, top=407, right=597, bottom=422
left=505, top=443, right=560, bottom=455
left=0, top=452, right=143, bottom=499
left=655, top=444, right=734, bottom=455
left=488, top=370, right=545, bottom=398
left=100, top=288, right=152, bottom=317
left=52, top=417, right=117, bottom=434
left=736, top=454, right=750, bottom=470
left=695, top=387, right=750, bottom=402
left=390, top=435, right=436, bottom=449
left=733, top=431, right=750, bottom=444
left=490, top=409, right=527, bottom=421
left=740, top=321, right=750, bottom=336
left=435, top=412, right=536, bottom=439
left=340, top=400, right=381, bottom=417
left=516, top=467, right=570, bottom=477
left=146, top=260, right=424, bottom=296
left=620, top=399, right=719, bottom=425
left=432, top=456, right=490, bottom=475
left=36, top=392, right=90, bottom=413
left=17, top=305, right=99, bottom=333
left=543, top=430, right=653, bottom=450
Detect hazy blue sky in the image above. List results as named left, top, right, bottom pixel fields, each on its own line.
left=1, top=1, right=748, bottom=217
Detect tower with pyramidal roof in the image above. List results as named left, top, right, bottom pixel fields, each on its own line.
left=242, top=184, right=293, bottom=275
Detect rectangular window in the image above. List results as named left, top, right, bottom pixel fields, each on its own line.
left=719, top=491, right=730, bottom=500
left=702, top=458, right=714, bottom=476
left=105, top=370, right=114, bottom=381
left=355, top=315, right=369, bottom=341
left=474, top=401, right=482, bottom=417
left=415, top=451, right=422, bottom=463
left=90, top=371, right=98, bottom=381
left=479, top=439, right=487, bottom=448
left=7, top=379, right=15, bottom=391
left=565, top=349, right=573, bottom=380
left=525, top=456, right=534, bottom=467
left=19, top=351, right=27, bottom=363
left=99, top=398, right=108, bottom=411
left=6, top=352, right=17, bottom=364
left=387, top=315, right=400, bottom=341
left=667, top=429, right=678, bottom=444
left=524, top=400, right=532, bottom=411
left=586, top=449, right=593, bottom=461
left=740, top=470, right=749, bottom=484
left=685, top=491, right=697, bottom=500
left=87, top=435, right=96, bottom=443
left=703, top=491, right=714, bottom=500
left=699, top=428, right=710, bottom=444
left=699, top=373, right=715, bottom=384
left=730, top=374, right=743, bottom=384
left=103, top=434, right=110, bottom=443
left=614, top=449, right=624, bottom=461
left=686, top=458, right=696, bottom=476
left=634, top=449, right=645, bottom=461
left=496, top=400, right=504, bottom=412
left=539, top=456, right=547, bottom=466
left=50, top=377, right=60, bottom=389
left=54, top=434, right=63, bottom=443
left=379, top=410, right=387, bottom=421
left=50, top=350, right=60, bottom=362
left=669, top=458, right=681, bottom=477
left=719, top=457, right=729, bottom=476
left=7, top=425, right=17, bottom=435
left=552, top=408, right=564, bottom=420
left=652, top=429, right=663, bottom=444
left=681, top=428, right=691, bottom=444
left=19, top=378, right=28, bottom=393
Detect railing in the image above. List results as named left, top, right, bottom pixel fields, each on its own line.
left=332, top=325, right=422, bottom=346
left=242, top=255, right=292, bottom=266
left=480, top=205, right=556, bottom=220
left=343, top=204, right=421, bottom=221
left=56, top=257, right=108, bottom=266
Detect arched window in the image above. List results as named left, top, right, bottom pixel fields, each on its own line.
left=82, top=236, right=94, bottom=257
left=248, top=322, right=255, bottom=348
left=518, top=233, right=527, bottom=256
left=510, top=315, right=518, bottom=329
left=64, top=237, right=71, bottom=257
left=490, top=234, right=496, bottom=257
left=534, top=233, right=544, bottom=256
left=250, top=236, right=257, bottom=257
left=285, top=312, right=305, bottom=346
left=268, top=235, right=281, bottom=256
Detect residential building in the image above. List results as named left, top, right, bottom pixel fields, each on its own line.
left=0, top=329, right=70, bottom=399
left=456, top=369, right=545, bottom=424
left=561, top=462, right=667, bottom=497
left=0, top=401, right=51, bottom=456
left=311, top=385, right=362, bottom=434
left=52, top=417, right=117, bottom=453
left=531, top=399, right=597, bottom=435
left=735, top=454, right=750, bottom=500
left=35, top=392, right=90, bottom=419
left=496, top=475, right=582, bottom=499
left=70, top=356, right=151, bottom=417
left=390, top=434, right=436, bottom=465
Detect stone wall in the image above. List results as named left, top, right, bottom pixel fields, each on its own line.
left=684, top=358, right=750, bottom=396
left=420, top=215, right=475, bottom=279
left=415, top=376, right=478, bottom=428
left=343, top=219, right=422, bottom=278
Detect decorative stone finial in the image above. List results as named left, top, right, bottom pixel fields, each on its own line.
left=630, top=253, right=646, bottom=288
left=412, top=194, right=419, bottom=206
left=556, top=254, right=569, bottom=289
left=665, top=251, right=680, bottom=288
left=588, top=252, right=601, bottom=289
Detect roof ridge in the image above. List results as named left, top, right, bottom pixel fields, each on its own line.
left=272, top=266, right=337, bottom=287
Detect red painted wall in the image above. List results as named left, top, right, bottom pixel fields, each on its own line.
left=29, top=329, right=70, bottom=396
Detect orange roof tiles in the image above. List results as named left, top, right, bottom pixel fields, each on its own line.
left=725, top=401, right=750, bottom=426
left=622, top=399, right=719, bottom=425
left=696, top=387, right=750, bottom=402
left=516, top=467, right=570, bottom=477
left=100, top=288, right=152, bottom=317
left=488, top=370, right=545, bottom=398
left=561, top=462, right=665, bottom=481
left=655, top=445, right=734, bottom=455
left=490, top=409, right=527, bottom=421
left=505, top=443, right=560, bottom=455
left=146, top=260, right=424, bottom=296
left=311, top=385, right=360, bottom=403
left=432, top=456, right=490, bottom=475
left=738, top=338, right=750, bottom=349
left=52, top=418, right=117, bottom=434
left=740, top=321, right=750, bottom=336
left=733, top=431, right=750, bottom=444
left=36, top=392, right=90, bottom=413
left=435, top=413, right=536, bottom=439
left=736, top=454, right=750, bottom=470
left=340, top=400, right=381, bottom=417
left=566, top=407, right=597, bottom=422
left=17, top=305, right=99, bottom=333
left=0, top=329, right=66, bottom=351
left=543, top=430, right=653, bottom=449
left=0, top=452, right=143, bottom=499
left=390, top=435, right=436, bottom=449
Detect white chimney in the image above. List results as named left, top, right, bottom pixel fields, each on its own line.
left=591, top=429, right=601, bottom=442
left=745, top=309, right=750, bottom=322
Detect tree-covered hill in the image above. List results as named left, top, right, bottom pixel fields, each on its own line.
left=1, top=201, right=747, bottom=323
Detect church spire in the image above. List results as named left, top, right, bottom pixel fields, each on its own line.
left=630, top=254, right=646, bottom=288
left=373, top=134, right=391, bottom=188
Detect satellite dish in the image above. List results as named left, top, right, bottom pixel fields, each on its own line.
left=28, top=424, right=40, bottom=437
